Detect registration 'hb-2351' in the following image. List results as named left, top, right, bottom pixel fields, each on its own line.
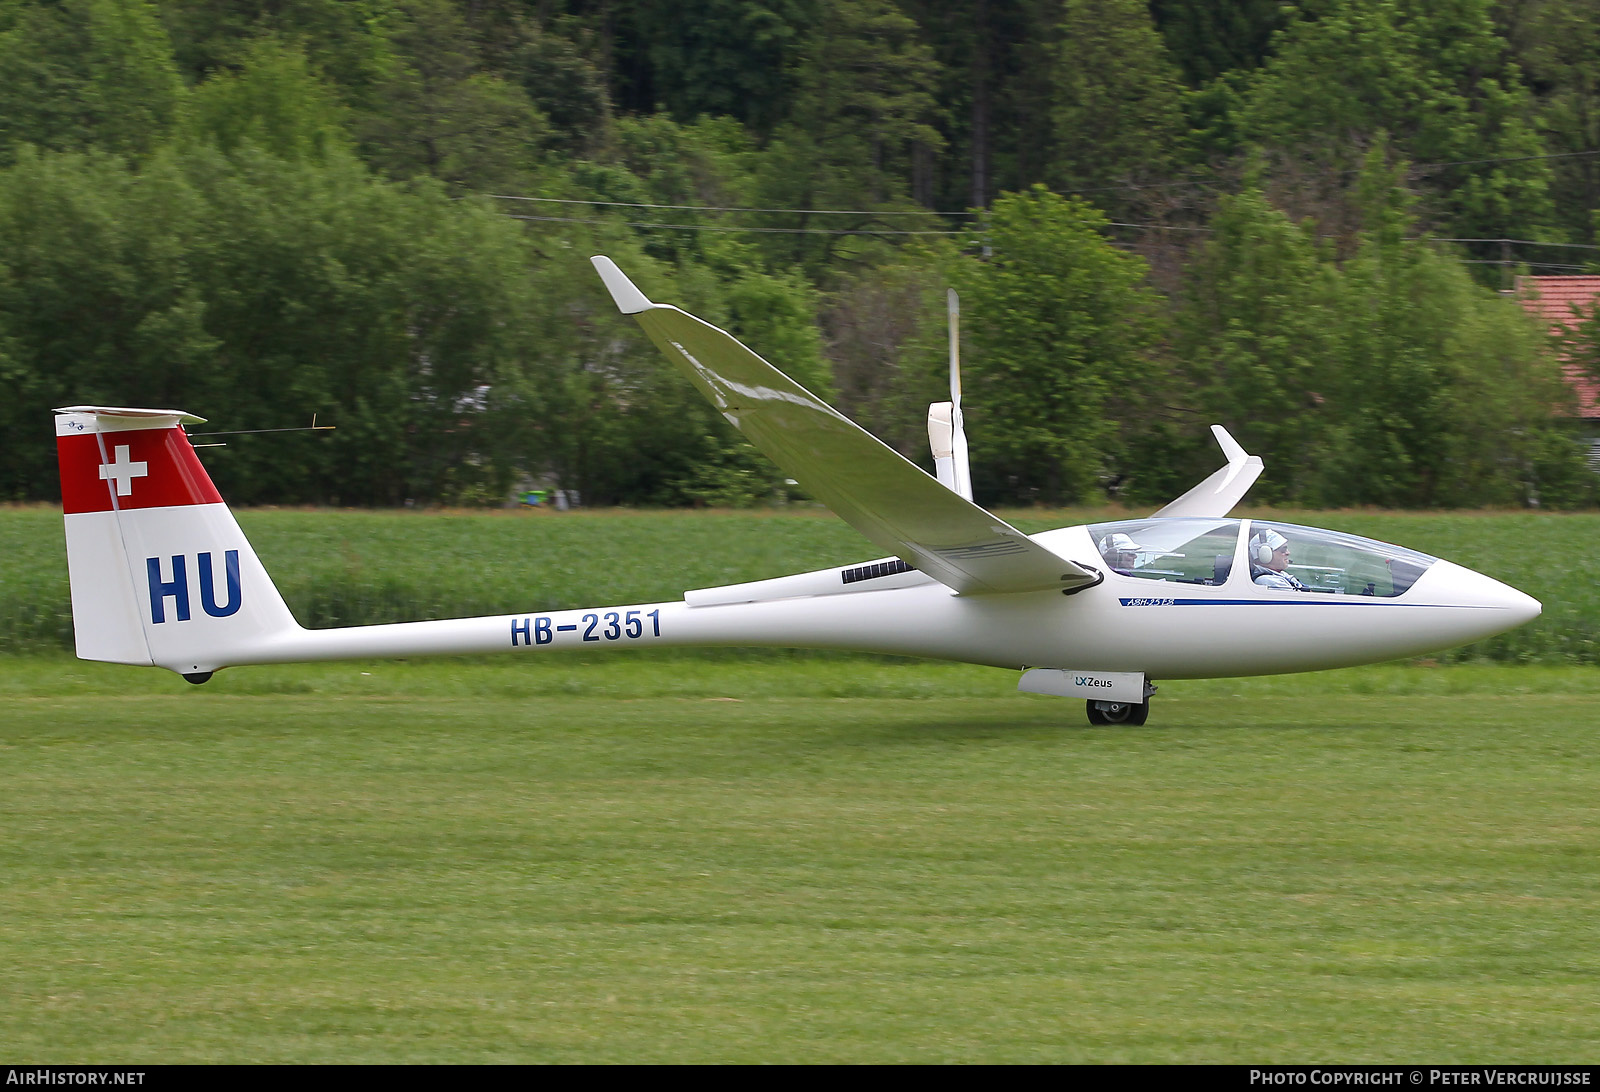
left=52, top=257, right=1540, bottom=725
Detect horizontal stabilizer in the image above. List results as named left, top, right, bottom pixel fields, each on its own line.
left=592, top=256, right=1098, bottom=596
left=55, top=405, right=206, bottom=425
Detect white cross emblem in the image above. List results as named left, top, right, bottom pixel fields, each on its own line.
left=99, top=444, right=149, bottom=497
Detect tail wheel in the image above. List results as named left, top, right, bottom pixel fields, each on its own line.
left=1086, top=699, right=1149, bottom=727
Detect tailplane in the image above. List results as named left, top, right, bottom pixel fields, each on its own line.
left=55, top=406, right=300, bottom=680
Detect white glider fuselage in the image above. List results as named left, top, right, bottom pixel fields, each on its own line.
left=252, top=541, right=1536, bottom=681
left=61, top=474, right=1533, bottom=681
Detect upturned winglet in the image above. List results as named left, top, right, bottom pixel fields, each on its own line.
left=1210, top=424, right=1247, bottom=466
left=591, top=256, right=654, bottom=315
left=1151, top=425, right=1263, bottom=519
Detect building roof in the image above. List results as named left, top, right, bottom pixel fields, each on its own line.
left=1516, top=275, right=1600, bottom=418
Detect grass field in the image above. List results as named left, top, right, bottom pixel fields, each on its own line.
left=3, top=655, right=1598, bottom=1063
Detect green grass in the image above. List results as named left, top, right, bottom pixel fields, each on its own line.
left=2, top=656, right=1598, bottom=1062
left=4, top=503, right=1600, bottom=661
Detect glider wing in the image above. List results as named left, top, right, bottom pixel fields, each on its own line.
left=592, top=257, right=1097, bottom=596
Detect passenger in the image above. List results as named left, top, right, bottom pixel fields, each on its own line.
left=1098, top=532, right=1146, bottom=575
left=1251, top=528, right=1310, bottom=590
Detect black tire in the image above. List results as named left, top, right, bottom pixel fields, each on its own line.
left=1087, top=698, right=1150, bottom=727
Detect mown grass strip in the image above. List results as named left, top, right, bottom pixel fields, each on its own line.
left=1, top=658, right=1597, bottom=1062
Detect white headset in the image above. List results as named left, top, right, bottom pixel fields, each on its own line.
left=1252, top=530, right=1285, bottom=566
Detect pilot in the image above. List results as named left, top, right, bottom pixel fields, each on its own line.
left=1098, top=532, right=1146, bottom=575
left=1251, top=528, right=1310, bottom=590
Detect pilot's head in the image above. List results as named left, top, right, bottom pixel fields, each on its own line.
left=1253, top=528, right=1290, bottom=572
left=1099, top=532, right=1144, bottom=571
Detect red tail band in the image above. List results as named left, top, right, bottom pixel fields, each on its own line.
left=58, top=427, right=223, bottom=514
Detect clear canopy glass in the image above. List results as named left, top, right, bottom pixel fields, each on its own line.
left=1087, top=518, right=1437, bottom=598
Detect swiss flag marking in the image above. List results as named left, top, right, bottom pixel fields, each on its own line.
left=98, top=445, right=149, bottom=496
left=58, top=427, right=224, bottom=514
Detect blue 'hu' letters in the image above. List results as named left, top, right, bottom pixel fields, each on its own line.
left=147, top=550, right=242, bottom=623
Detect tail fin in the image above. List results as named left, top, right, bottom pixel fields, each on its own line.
left=55, top=406, right=300, bottom=680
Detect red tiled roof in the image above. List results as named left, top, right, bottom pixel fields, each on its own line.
left=1516, top=275, right=1600, bottom=418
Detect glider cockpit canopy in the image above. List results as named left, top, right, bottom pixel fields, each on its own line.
left=1090, top=518, right=1438, bottom=598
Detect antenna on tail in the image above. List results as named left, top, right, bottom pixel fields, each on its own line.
left=188, top=414, right=337, bottom=448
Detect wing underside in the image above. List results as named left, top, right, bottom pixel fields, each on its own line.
left=592, top=257, right=1097, bottom=596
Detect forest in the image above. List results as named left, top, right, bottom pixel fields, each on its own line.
left=2, top=0, right=1598, bottom=509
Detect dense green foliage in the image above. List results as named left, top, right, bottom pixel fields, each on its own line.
left=1180, top=156, right=1584, bottom=507
left=0, top=1, right=1595, bottom=508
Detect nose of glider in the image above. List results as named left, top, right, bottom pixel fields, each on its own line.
left=1501, top=582, right=1543, bottom=629
left=1420, top=560, right=1541, bottom=639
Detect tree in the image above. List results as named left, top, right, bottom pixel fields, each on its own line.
left=180, top=36, right=353, bottom=162
left=170, top=145, right=545, bottom=504
left=1176, top=181, right=1338, bottom=503
left=753, top=0, right=944, bottom=262
left=1178, top=154, right=1585, bottom=509
left=615, top=0, right=814, bottom=138
left=358, top=0, right=548, bottom=192
left=957, top=186, right=1164, bottom=504
left=1516, top=0, right=1600, bottom=243
left=156, top=0, right=395, bottom=97
left=0, top=0, right=185, bottom=164
left=1315, top=230, right=1577, bottom=507
left=1148, top=0, right=1291, bottom=87
left=0, top=144, right=552, bottom=505
left=506, top=18, right=614, bottom=159
left=0, top=147, right=215, bottom=499
left=1231, top=0, right=1554, bottom=248
left=821, top=241, right=959, bottom=461
left=585, top=113, right=759, bottom=268
left=1049, top=0, right=1189, bottom=210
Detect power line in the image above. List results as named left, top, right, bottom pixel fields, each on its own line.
left=486, top=142, right=1600, bottom=221
left=1429, top=237, right=1600, bottom=252
left=505, top=210, right=1600, bottom=263
left=1106, top=221, right=1212, bottom=233
left=1412, top=148, right=1600, bottom=172
left=503, top=206, right=1205, bottom=236
left=1460, top=259, right=1590, bottom=272
left=506, top=213, right=961, bottom=236
left=490, top=194, right=969, bottom=218
left=496, top=195, right=1600, bottom=270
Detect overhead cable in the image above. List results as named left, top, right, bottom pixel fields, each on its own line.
left=491, top=194, right=969, bottom=217
left=506, top=213, right=961, bottom=236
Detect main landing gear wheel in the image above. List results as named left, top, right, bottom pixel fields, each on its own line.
left=1086, top=698, right=1150, bottom=726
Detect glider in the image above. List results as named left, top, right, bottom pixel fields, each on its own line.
left=52, top=259, right=1540, bottom=725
